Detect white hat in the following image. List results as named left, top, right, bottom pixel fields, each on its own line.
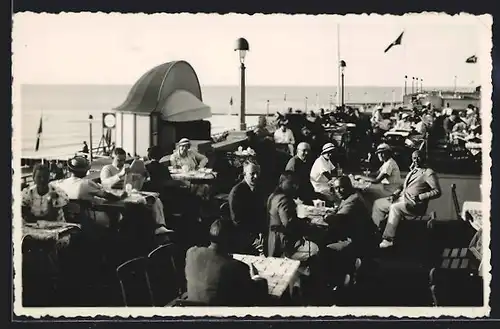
left=375, top=143, right=392, bottom=153
left=178, top=138, right=191, bottom=146
left=321, top=143, right=336, bottom=155
left=401, top=112, right=410, bottom=119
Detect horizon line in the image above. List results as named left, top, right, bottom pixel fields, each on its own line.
left=18, top=83, right=478, bottom=89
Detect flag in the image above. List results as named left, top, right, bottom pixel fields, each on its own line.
left=384, top=31, right=404, bottom=53
left=466, top=55, right=477, bottom=63
left=35, top=115, right=43, bottom=151
left=229, top=97, right=233, bottom=106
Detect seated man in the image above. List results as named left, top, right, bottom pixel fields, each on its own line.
left=56, top=156, right=123, bottom=227
left=185, top=219, right=266, bottom=306
left=100, top=147, right=171, bottom=235
left=372, top=150, right=442, bottom=248
left=285, top=142, right=315, bottom=204
left=22, top=164, right=69, bottom=223
left=228, top=162, right=266, bottom=254
left=170, top=138, right=208, bottom=171
left=321, top=176, right=378, bottom=286
left=273, top=119, right=295, bottom=155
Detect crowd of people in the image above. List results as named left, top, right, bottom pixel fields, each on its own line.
left=21, top=100, right=482, bottom=306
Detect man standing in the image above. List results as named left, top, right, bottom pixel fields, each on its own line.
left=228, top=162, right=266, bottom=254
left=285, top=142, right=315, bottom=204
left=372, top=150, right=442, bottom=248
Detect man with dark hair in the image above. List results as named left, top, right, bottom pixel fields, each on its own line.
left=100, top=147, right=171, bottom=235
left=443, top=110, right=461, bottom=137
left=100, top=147, right=129, bottom=190
left=184, top=219, right=265, bottom=306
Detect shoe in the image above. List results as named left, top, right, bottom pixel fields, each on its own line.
left=379, top=239, right=394, bottom=248
left=155, top=226, right=174, bottom=235
left=354, top=258, right=362, bottom=271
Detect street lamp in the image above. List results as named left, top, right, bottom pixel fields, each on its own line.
left=340, top=60, right=346, bottom=107
left=404, top=75, right=408, bottom=96
left=88, top=114, right=93, bottom=163
left=420, top=78, right=423, bottom=92
left=411, top=77, right=415, bottom=94
left=234, top=37, right=249, bottom=131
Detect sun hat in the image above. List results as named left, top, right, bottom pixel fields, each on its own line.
left=375, top=143, right=392, bottom=153
left=178, top=138, right=191, bottom=146
left=321, top=143, right=336, bottom=155
left=401, top=112, right=410, bottom=119
left=67, top=156, right=90, bottom=173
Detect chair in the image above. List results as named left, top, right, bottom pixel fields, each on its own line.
left=146, top=244, right=182, bottom=306
left=116, top=257, right=153, bottom=306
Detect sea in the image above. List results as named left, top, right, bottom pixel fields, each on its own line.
left=16, top=84, right=465, bottom=159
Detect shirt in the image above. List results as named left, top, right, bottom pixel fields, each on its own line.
left=310, top=156, right=336, bottom=194
left=170, top=149, right=208, bottom=171
left=378, top=158, right=402, bottom=193
left=274, top=128, right=295, bottom=145
left=56, top=176, right=103, bottom=201
left=21, top=184, right=69, bottom=221
left=100, top=164, right=123, bottom=189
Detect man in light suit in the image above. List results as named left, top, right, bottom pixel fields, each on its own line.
left=372, top=150, right=442, bottom=248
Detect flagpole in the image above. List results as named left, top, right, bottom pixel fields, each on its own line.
left=336, top=23, right=341, bottom=107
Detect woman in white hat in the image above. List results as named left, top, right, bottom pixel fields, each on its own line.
left=170, top=138, right=209, bottom=171
left=310, top=142, right=338, bottom=202
left=355, top=143, right=402, bottom=203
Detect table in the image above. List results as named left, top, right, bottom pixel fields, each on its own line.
left=232, top=254, right=301, bottom=299
left=99, top=189, right=159, bottom=207
left=465, top=142, right=482, bottom=156
left=462, top=201, right=482, bottom=231
left=297, top=204, right=332, bottom=226
left=169, top=168, right=217, bottom=182
left=23, top=222, right=81, bottom=244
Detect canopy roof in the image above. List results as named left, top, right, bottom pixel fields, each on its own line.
left=114, top=60, right=211, bottom=121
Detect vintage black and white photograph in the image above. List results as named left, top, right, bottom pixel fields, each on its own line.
left=12, top=13, right=492, bottom=317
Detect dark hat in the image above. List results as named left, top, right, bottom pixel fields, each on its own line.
left=67, top=156, right=90, bottom=173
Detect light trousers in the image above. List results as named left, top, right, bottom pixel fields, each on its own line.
left=371, top=196, right=416, bottom=239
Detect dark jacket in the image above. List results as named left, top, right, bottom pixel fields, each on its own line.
left=267, top=191, right=307, bottom=258
left=185, top=246, right=259, bottom=306
left=228, top=180, right=267, bottom=238
left=324, top=192, right=378, bottom=253
left=144, top=160, right=173, bottom=193
left=285, top=156, right=315, bottom=204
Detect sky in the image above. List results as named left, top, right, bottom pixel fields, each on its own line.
left=12, top=13, right=491, bottom=87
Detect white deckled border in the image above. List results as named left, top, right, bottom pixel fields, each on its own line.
left=11, top=12, right=493, bottom=318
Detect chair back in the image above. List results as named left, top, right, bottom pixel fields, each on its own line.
left=219, top=202, right=230, bottom=221
left=116, top=257, right=153, bottom=306
left=451, top=184, right=462, bottom=221
left=147, top=244, right=181, bottom=306
left=65, top=199, right=94, bottom=225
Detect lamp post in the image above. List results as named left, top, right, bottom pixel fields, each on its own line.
left=305, top=97, right=308, bottom=111
left=266, top=99, right=270, bottom=118
left=420, top=78, right=423, bottom=92
left=404, top=75, right=408, bottom=96
left=234, top=37, right=249, bottom=131
left=411, top=77, right=415, bottom=94
left=88, top=114, right=93, bottom=163
left=340, top=60, right=346, bottom=107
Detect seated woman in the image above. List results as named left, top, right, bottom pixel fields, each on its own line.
left=267, top=171, right=319, bottom=262
left=310, top=143, right=338, bottom=204
left=354, top=143, right=402, bottom=206
left=394, top=113, right=413, bottom=131
left=170, top=138, right=209, bottom=171
left=22, top=164, right=69, bottom=223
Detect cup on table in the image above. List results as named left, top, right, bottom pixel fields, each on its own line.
left=125, top=183, right=133, bottom=194
left=313, top=199, right=325, bottom=208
